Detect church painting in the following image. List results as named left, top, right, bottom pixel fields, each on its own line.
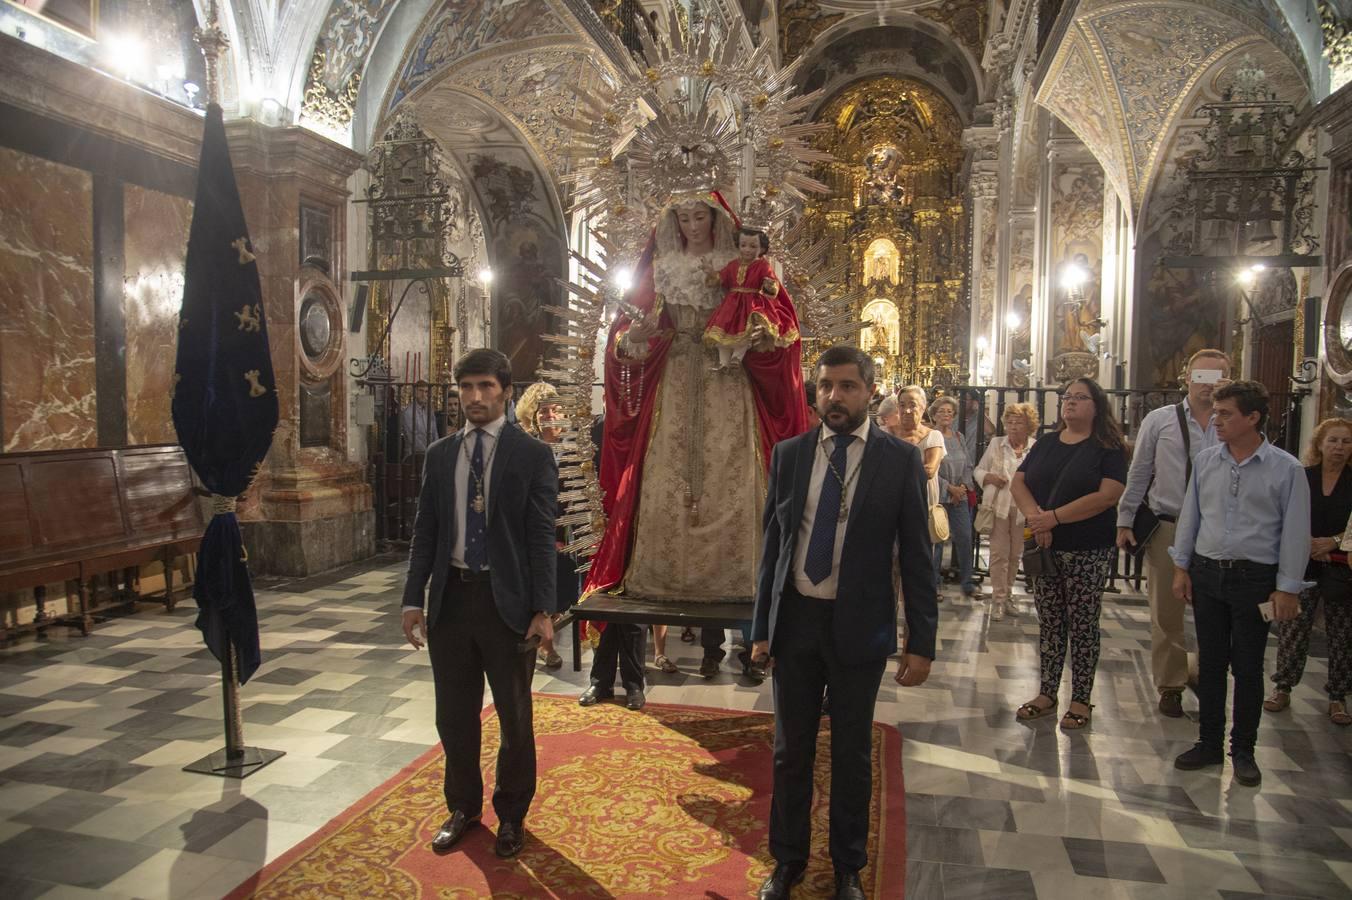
left=1047, top=162, right=1105, bottom=382
left=465, top=152, right=563, bottom=381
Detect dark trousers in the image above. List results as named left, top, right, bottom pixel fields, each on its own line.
left=701, top=625, right=753, bottom=661
left=589, top=622, right=645, bottom=693
left=1191, top=560, right=1275, bottom=754
left=427, top=580, right=536, bottom=823
left=769, top=589, right=885, bottom=873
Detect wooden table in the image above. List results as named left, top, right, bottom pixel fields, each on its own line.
left=558, top=594, right=755, bottom=672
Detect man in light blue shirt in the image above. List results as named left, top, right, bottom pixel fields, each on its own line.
left=1169, top=381, right=1307, bottom=788
left=1116, top=349, right=1226, bottom=717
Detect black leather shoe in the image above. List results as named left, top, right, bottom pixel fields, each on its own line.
left=1174, top=743, right=1224, bottom=771
left=699, top=656, right=721, bottom=678
left=757, top=863, right=806, bottom=900
left=626, top=688, right=646, bottom=710
left=494, top=820, right=525, bottom=858
left=578, top=685, right=614, bottom=707
left=1159, top=690, right=1184, bottom=718
left=834, top=869, right=866, bottom=900
left=430, top=810, right=480, bottom=851
left=1231, top=752, right=1262, bottom=787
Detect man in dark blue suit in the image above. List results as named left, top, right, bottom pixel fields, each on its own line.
left=752, top=345, right=938, bottom=900
left=401, top=348, right=558, bottom=859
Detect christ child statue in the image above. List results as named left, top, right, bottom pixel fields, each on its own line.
left=703, top=228, right=784, bottom=370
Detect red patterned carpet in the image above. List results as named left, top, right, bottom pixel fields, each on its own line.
left=226, top=694, right=906, bottom=899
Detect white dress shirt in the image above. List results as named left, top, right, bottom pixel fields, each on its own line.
left=453, top=415, right=506, bottom=570
left=403, top=415, right=506, bottom=613
left=1116, top=397, right=1219, bottom=526
left=792, top=418, right=871, bottom=599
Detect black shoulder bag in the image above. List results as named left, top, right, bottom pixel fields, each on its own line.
left=1021, top=441, right=1090, bottom=578
left=1129, top=404, right=1190, bottom=559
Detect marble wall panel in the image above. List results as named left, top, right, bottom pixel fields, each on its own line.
left=0, top=146, right=96, bottom=452
left=124, top=184, right=192, bottom=445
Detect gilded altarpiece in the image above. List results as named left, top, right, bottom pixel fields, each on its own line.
left=805, top=77, right=968, bottom=386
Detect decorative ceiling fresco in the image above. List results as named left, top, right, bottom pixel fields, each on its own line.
left=301, top=0, right=403, bottom=132
left=779, top=0, right=987, bottom=70
left=798, top=22, right=981, bottom=118
left=1036, top=0, right=1311, bottom=221
left=384, top=0, right=575, bottom=114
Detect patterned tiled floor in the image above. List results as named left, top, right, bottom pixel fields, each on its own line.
left=0, top=555, right=1350, bottom=899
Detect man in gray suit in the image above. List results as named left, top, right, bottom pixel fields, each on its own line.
left=401, top=348, right=558, bottom=859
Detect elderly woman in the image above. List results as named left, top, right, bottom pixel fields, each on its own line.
left=974, top=403, right=1039, bottom=620
left=516, top=382, right=574, bottom=670
left=879, top=387, right=945, bottom=499
left=931, top=395, right=976, bottom=596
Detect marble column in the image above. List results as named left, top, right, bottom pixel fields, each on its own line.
left=964, top=126, right=1001, bottom=386
left=225, top=120, right=375, bottom=576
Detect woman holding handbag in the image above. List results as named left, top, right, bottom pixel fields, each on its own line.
left=1264, top=418, right=1352, bottom=726
left=1009, top=379, right=1127, bottom=730
left=974, top=403, right=1039, bottom=620
left=932, top=395, right=977, bottom=596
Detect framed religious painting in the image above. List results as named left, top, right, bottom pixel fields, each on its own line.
left=5, top=0, right=97, bottom=39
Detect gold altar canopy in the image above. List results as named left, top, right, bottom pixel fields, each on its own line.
left=805, top=76, right=968, bottom=387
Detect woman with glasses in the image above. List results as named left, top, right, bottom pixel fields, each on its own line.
left=931, top=395, right=977, bottom=597
left=974, top=403, right=1039, bottom=620
left=1009, top=379, right=1127, bottom=729
left=1265, top=417, right=1352, bottom=726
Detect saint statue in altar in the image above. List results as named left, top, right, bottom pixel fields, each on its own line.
left=583, top=194, right=810, bottom=602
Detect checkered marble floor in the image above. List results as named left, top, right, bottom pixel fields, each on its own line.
left=0, top=555, right=1350, bottom=899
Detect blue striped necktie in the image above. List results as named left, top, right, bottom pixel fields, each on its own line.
left=465, top=429, right=488, bottom=571
left=804, top=433, right=853, bottom=585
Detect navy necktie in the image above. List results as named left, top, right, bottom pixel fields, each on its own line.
left=804, top=433, right=853, bottom=585
left=465, top=429, right=488, bottom=571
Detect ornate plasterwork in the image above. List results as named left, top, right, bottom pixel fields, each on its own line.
left=1321, top=1, right=1352, bottom=92
left=453, top=48, right=609, bottom=164
left=386, top=0, right=574, bottom=113
left=779, top=0, right=846, bottom=63
left=300, top=0, right=401, bottom=130
left=1035, top=0, right=1309, bottom=215
left=914, top=0, right=988, bottom=62
left=1038, top=28, right=1133, bottom=212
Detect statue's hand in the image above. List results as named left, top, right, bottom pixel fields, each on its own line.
left=747, top=322, right=775, bottom=353
left=624, top=311, right=659, bottom=345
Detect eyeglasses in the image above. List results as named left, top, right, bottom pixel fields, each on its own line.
left=1061, top=393, right=1092, bottom=403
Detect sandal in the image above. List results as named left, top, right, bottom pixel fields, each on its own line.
left=1016, top=697, right=1056, bottom=721
left=654, top=654, right=678, bottom=674
left=1060, top=705, right=1093, bottom=730
left=1330, top=701, right=1352, bottom=726
left=1263, top=689, right=1290, bottom=712
left=680, top=627, right=696, bottom=644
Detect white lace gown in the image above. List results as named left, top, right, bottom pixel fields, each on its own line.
left=622, top=250, right=765, bottom=602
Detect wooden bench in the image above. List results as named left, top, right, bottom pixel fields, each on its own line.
left=0, top=445, right=204, bottom=641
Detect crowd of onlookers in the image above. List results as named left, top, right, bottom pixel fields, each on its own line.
left=418, top=347, right=1349, bottom=786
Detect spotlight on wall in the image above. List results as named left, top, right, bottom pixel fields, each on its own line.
left=1005, top=310, right=1022, bottom=331
left=477, top=268, right=494, bottom=286
left=1059, top=262, right=1088, bottom=292
left=612, top=267, right=634, bottom=292
left=976, top=335, right=989, bottom=352
left=104, top=34, right=147, bottom=81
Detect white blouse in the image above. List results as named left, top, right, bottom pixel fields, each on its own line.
left=974, top=435, right=1036, bottom=520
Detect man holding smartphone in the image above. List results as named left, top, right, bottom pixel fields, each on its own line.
left=1116, top=349, right=1226, bottom=717
left=1169, top=380, right=1308, bottom=787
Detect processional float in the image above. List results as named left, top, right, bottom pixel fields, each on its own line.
left=544, top=13, right=852, bottom=654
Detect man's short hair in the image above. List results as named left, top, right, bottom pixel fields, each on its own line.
left=1185, top=348, right=1231, bottom=374
left=1214, top=379, right=1269, bottom=429
left=815, top=345, right=875, bottom=387
left=414, top=380, right=430, bottom=389
left=804, top=381, right=816, bottom=406
left=453, top=348, right=512, bottom=389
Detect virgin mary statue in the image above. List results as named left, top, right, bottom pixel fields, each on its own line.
left=584, top=193, right=809, bottom=602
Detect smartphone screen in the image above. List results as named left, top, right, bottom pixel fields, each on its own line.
left=1257, top=600, right=1275, bottom=622
left=1191, top=369, right=1222, bottom=384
